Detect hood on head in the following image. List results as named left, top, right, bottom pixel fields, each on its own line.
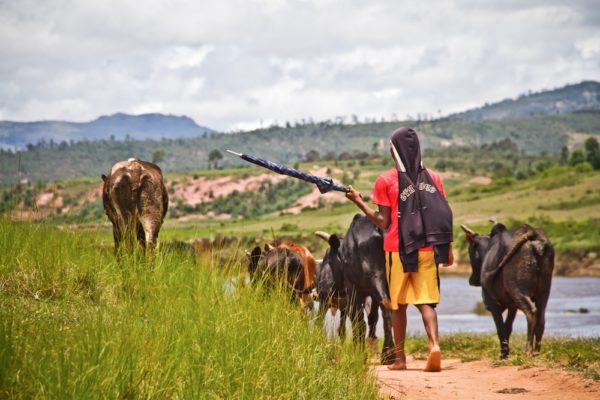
left=390, top=127, right=422, bottom=182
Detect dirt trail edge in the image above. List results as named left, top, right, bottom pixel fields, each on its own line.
left=373, top=356, right=600, bottom=400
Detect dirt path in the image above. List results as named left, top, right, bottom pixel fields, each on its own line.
left=373, top=356, right=600, bottom=400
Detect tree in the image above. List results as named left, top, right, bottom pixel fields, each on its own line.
left=208, top=149, right=223, bottom=169
left=152, top=148, right=166, bottom=164
left=304, top=149, right=320, bottom=162
left=568, top=150, right=585, bottom=166
left=559, top=145, right=569, bottom=166
left=584, top=137, right=600, bottom=170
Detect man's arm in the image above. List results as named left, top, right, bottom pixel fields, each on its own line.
left=345, top=185, right=391, bottom=230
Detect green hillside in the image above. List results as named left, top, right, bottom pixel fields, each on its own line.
left=449, top=81, right=600, bottom=120
left=2, top=113, right=600, bottom=185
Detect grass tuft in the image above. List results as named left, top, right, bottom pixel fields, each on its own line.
left=0, top=218, right=379, bottom=399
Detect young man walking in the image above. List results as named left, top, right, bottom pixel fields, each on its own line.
left=345, top=127, right=453, bottom=372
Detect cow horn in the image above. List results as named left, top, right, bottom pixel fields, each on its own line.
left=314, top=231, right=331, bottom=241
left=460, top=224, right=476, bottom=236
left=264, top=243, right=275, bottom=252
left=489, top=218, right=498, bottom=225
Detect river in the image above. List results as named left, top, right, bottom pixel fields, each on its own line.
left=323, top=276, right=600, bottom=338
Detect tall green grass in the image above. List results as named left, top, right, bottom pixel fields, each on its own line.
left=0, top=219, right=379, bottom=399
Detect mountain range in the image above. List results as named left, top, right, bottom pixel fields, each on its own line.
left=0, top=113, right=214, bottom=150
left=1, top=81, right=599, bottom=151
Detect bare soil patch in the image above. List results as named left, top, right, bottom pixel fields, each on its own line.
left=374, top=356, right=600, bottom=400
left=467, top=176, right=492, bottom=185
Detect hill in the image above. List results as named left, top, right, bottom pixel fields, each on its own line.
left=0, top=113, right=214, bottom=150
left=449, top=81, right=600, bottom=121
left=1, top=113, right=600, bottom=185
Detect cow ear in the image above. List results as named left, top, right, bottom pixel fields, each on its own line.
left=101, top=174, right=107, bottom=182
left=460, top=224, right=477, bottom=244
left=329, top=234, right=341, bottom=250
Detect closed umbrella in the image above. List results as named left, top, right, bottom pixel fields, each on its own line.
left=226, top=150, right=348, bottom=193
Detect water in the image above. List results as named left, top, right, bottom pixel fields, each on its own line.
left=322, top=277, right=600, bottom=338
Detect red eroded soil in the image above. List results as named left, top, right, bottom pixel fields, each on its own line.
left=374, top=356, right=600, bottom=400
left=171, top=166, right=344, bottom=216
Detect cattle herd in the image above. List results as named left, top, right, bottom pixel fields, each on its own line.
left=102, top=159, right=555, bottom=361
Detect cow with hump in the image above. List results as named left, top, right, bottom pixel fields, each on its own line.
left=315, top=214, right=395, bottom=364
left=102, top=158, right=169, bottom=254
left=247, top=241, right=316, bottom=309
left=461, top=221, right=554, bottom=358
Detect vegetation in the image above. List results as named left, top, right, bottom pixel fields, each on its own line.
left=0, top=219, right=379, bottom=399
left=449, top=81, right=600, bottom=121
left=406, top=333, right=600, bottom=381
left=2, top=112, right=600, bottom=185
left=171, top=179, right=313, bottom=219
left=3, top=144, right=600, bottom=267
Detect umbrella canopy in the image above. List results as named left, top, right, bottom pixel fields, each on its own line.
left=226, top=150, right=349, bottom=193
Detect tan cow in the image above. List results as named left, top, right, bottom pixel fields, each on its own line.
left=101, top=158, right=168, bottom=254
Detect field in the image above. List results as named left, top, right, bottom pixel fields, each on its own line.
left=1, top=219, right=599, bottom=399
left=4, top=152, right=600, bottom=272
left=2, top=147, right=600, bottom=397
left=0, top=220, right=380, bottom=399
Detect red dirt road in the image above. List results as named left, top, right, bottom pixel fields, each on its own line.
left=374, top=356, right=600, bottom=400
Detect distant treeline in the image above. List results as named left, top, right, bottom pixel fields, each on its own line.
left=1, top=113, right=600, bottom=185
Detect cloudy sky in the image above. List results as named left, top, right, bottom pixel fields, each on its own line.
left=1, top=0, right=599, bottom=131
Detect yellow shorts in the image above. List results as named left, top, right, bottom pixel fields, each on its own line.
left=386, top=251, right=440, bottom=310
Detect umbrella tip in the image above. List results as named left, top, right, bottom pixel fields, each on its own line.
left=226, top=149, right=242, bottom=157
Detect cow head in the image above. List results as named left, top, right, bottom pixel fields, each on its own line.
left=315, top=231, right=347, bottom=313
left=460, top=224, right=490, bottom=287
left=246, top=243, right=307, bottom=302
left=246, top=246, right=263, bottom=277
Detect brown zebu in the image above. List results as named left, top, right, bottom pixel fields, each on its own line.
left=247, top=242, right=316, bottom=309
left=461, top=222, right=554, bottom=358
left=102, top=159, right=168, bottom=253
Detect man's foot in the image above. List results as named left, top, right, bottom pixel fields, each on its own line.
left=387, top=351, right=406, bottom=370
left=424, top=345, right=441, bottom=372
left=387, top=361, right=407, bottom=370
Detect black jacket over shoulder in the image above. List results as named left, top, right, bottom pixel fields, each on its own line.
left=390, top=127, right=453, bottom=272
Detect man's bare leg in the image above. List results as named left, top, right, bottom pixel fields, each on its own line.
left=416, top=304, right=441, bottom=372
left=388, top=305, right=408, bottom=370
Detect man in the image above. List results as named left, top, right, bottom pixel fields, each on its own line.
left=345, top=127, right=453, bottom=372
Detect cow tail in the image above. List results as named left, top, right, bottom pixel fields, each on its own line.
left=497, top=225, right=537, bottom=270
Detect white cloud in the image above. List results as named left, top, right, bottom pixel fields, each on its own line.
left=0, top=0, right=599, bottom=129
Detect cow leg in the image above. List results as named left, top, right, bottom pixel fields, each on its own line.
left=380, top=304, right=396, bottom=365
left=366, top=297, right=379, bottom=355
left=140, top=215, right=160, bottom=253
left=112, top=227, right=122, bottom=254
left=486, top=300, right=510, bottom=359
left=533, top=302, right=548, bottom=354
left=137, top=222, right=146, bottom=249
left=347, top=295, right=366, bottom=347
left=514, top=296, right=537, bottom=356
left=337, top=305, right=348, bottom=339
left=504, top=307, right=517, bottom=347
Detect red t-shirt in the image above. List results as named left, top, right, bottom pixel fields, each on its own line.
left=372, top=168, right=446, bottom=252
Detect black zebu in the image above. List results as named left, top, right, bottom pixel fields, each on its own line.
left=316, top=214, right=395, bottom=364
left=461, top=222, right=554, bottom=358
